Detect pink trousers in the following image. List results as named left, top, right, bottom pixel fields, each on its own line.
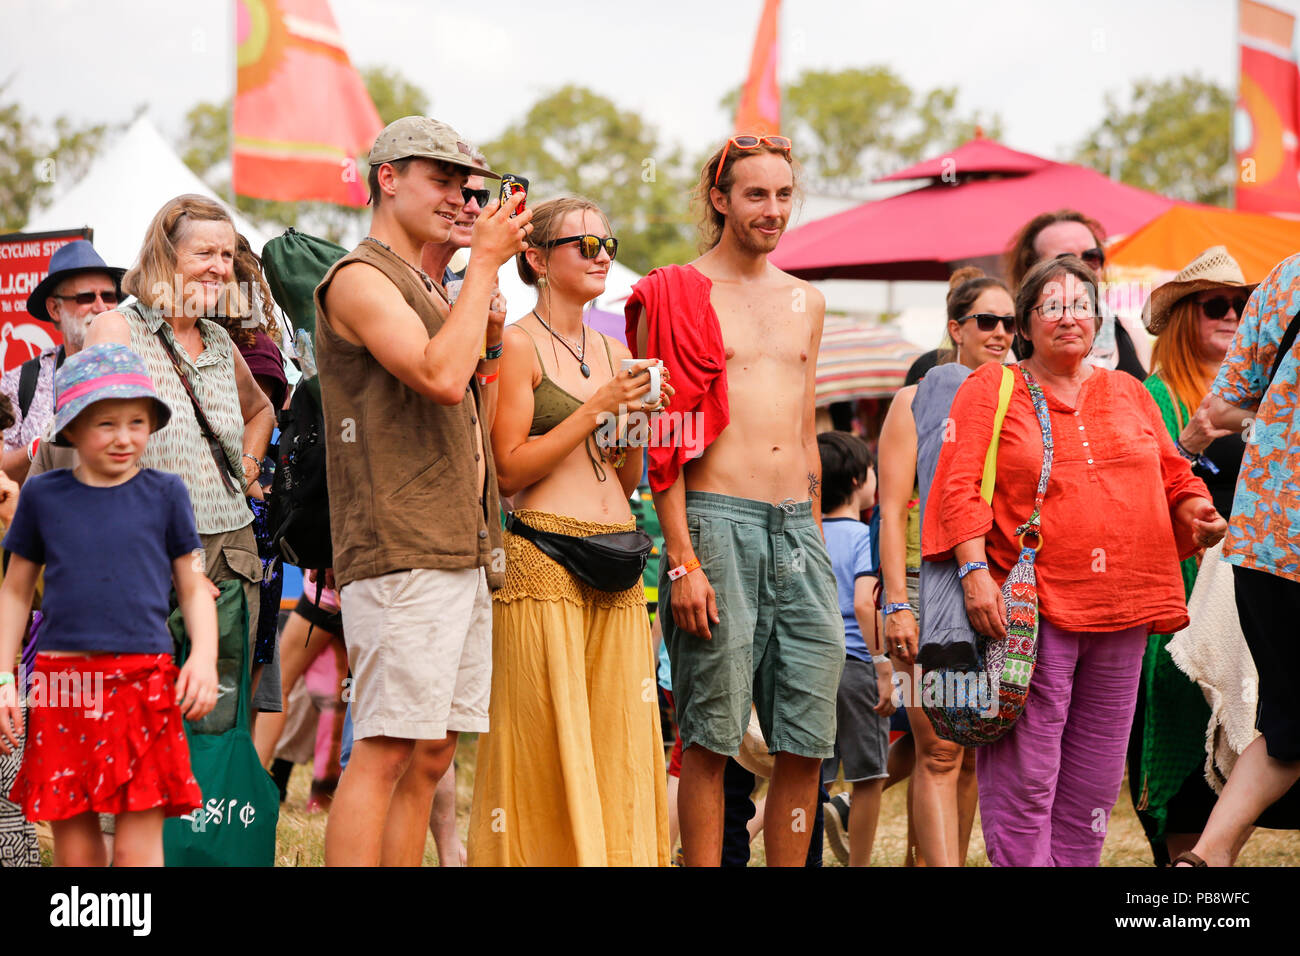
left=977, top=617, right=1147, bottom=866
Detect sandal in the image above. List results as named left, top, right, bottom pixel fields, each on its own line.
left=1172, top=851, right=1208, bottom=867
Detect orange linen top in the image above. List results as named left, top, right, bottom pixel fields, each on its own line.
left=922, top=362, right=1210, bottom=634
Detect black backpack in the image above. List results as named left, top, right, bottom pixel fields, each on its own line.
left=260, top=227, right=348, bottom=572
left=268, top=383, right=332, bottom=570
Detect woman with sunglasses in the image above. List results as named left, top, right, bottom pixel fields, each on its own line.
left=467, top=196, right=673, bottom=866
left=1126, top=247, right=1255, bottom=866
left=877, top=266, right=1012, bottom=866
left=924, top=256, right=1224, bottom=866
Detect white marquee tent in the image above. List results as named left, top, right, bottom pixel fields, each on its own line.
left=24, top=116, right=271, bottom=269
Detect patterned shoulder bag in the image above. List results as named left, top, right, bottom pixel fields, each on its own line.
left=924, top=365, right=1054, bottom=745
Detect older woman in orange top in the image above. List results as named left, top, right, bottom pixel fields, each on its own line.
left=923, top=256, right=1226, bottom=866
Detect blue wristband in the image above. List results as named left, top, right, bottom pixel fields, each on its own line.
left=883, top=602, right=912, bottom=616
left=957, top=561, right=988, bottom=579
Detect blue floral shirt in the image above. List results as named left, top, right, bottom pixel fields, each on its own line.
left=1211, top=253, right=1300, bottom=583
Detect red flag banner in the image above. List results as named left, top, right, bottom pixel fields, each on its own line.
left=734, top=0, right=781, bottom=136
left=0, top=229, right=89, bottom=372
left=1236, top=0, right=1300, bottom=214
left=233, top=0, right=383, bottom=206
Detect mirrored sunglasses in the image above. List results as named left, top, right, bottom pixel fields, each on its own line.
left=545, top=235, right=619, bottom=260
left=715, top=135, right=794, bottom=185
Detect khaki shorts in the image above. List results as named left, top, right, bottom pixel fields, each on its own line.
left=341, top=567, right=492, bottom=741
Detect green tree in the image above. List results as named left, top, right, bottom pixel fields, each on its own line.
left=0, top=84, right=117, bottom=231
left=481, top=85, right=697, bottom=272
left=361, top=65, right=430, bottom=125
left=723, top=67, right=1002, bottom=194
left=1074, top=74, right=1232, bottom=206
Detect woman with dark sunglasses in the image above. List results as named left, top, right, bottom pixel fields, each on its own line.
left=467, top=196, right=673, bottom=866
left=1127, top=246, right=1257, bottom=866
left=876, top=266, right=1012, bottom=866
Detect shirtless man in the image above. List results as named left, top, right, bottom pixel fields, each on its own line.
left=630, top=137, right=843, bottom=866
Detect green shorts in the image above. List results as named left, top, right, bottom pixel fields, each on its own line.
left=661, top=491, right=845, bottom=760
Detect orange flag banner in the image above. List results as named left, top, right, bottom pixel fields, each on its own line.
left=233, top=0, right=383, bottom=206
left=1236, top=0, right=1300, bottom=214
left=734, top=0, right=781, bottom=135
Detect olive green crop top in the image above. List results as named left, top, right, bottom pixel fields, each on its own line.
left=524, top=330, right=619, bottom=481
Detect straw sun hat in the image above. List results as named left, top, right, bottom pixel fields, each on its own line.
left=1143, top=245, right=1256, bottom=335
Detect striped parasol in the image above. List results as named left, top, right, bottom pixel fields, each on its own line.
left=816, top=317, right=925, bottom=405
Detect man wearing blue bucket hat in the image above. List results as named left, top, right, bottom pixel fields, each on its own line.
left=1, top=240, right=125, bottom=485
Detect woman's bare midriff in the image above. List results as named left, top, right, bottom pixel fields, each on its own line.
left=513, top=433, right=634, bottom=525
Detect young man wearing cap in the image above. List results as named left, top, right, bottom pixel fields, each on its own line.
left=1, top=240, right=124, bottom=484
left=316, top=116, right=532, bottom=867
left=626, top=137, right=843, bottom=867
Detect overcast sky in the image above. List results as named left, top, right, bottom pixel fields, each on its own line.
left=2, top=0, right=1265, bottom=174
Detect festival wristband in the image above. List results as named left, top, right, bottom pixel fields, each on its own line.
left=477, top=371, right=499, bottom=386
left=484, top=341, right=504, bottom=361
left=957, top=561, right=988, bottom=579
left=0, top=672, right=13, bottom=687
left=1175, top=440, right=1220, bottom=475
left=667, top=558, right=701, bottom=581
left=871, top=654, right=891, bottom=664
left=882, top=602, right=912, bottom=616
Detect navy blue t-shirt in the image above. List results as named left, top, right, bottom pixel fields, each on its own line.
left=3, top=468, right=201, bottom=654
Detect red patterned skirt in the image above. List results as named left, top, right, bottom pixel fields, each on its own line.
left=8, top=653, right=202, bottom=822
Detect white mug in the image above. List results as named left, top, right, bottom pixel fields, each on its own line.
left=619, top=359, right=662, bottom=407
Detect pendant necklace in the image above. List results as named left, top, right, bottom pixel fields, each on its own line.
left=532, top=309, right=589, bottom=377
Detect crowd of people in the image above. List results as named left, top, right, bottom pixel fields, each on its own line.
left=0, top=113, right=1296, bottom=868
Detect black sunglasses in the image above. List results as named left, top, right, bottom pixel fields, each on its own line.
left=50, top=290, right=120, bottom=307
left=544, top=235, right=619, bottom=260
left=1055, top=248, right=1105, bottom=271
left=1200, top=295, right=1248, bottom=320
left=461, top=186, right=491, bottom=208
left=959, top=312, right=1015, bottom=333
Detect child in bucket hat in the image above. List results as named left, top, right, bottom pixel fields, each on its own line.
left=0, top=343, right=219, bottom=866
left=50, top=343, right=173, bottom=446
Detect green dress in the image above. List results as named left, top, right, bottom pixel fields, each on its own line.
left=1128, top=376, right=1212, bottom=845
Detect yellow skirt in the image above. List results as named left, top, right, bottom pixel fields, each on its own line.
left=467, top=511, right=670, bottom=867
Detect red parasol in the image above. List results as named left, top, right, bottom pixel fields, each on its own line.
left=773, top=139, right=1177, bottom=281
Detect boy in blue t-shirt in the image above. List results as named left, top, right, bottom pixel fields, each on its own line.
left=817, top=431, right=894, bottom=866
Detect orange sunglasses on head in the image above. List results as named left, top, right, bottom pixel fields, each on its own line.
left=714, top=134, right=793, bottom=186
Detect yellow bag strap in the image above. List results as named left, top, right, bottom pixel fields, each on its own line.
left=980, top=365, right=1015, bottom=505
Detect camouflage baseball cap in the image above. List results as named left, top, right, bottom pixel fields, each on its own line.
left=367, top=116, right=499, bottom=179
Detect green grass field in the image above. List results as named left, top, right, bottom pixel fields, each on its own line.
left=275, top=733, right=1300, bottom=867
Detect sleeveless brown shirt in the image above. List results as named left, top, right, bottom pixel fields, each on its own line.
left=314, top=239, right=504, bottom=589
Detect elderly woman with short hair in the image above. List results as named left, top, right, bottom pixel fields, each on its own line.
left=923, top=255, right=1226, bottom=866
left=87, top=194, right=278, bottom=715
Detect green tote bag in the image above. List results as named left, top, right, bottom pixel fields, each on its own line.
left=163, top=581, right=280, bottom=867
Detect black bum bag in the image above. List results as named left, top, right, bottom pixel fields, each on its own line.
left=506, top=512, right=652, bottom=593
